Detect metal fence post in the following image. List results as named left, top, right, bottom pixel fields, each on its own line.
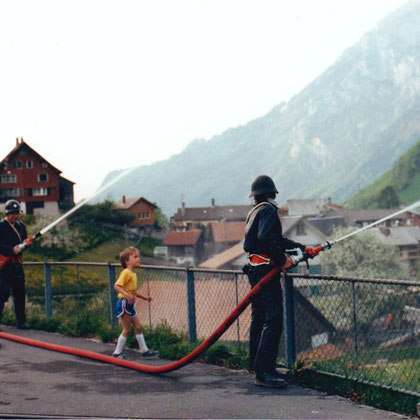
left=186, top=266, right=197, bottom=343
left=44, top=262, right=52, bottom=318
left=351, top=281, right=360, bottom=378
left=146, top=268, right=152, bottom=329
left=76, top=264, right=81, bottom=317
left=108, top=263, right=117, bottom=325
left=234, top=273, right=241, bottom=346
left=283, top=273, right=296, bottom=368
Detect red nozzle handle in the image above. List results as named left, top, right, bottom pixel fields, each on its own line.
left=307, top=241, right=335, bottom=258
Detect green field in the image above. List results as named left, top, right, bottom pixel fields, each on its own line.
left=66, top=236, right=161, bottom=263
left=67, top=237, right=128, bottom=263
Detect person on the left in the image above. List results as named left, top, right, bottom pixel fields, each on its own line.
left=0, top=200, right=32, bottom=329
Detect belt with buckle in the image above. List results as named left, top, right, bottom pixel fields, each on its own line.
left=247, top=253, right=274, bottom=266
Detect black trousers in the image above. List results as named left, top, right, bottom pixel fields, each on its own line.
left=0, top=263, right=26, bottom=327
left=247, top=264, right=283, bottom=376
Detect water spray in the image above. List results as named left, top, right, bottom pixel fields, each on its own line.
left=0, top=166, right=136, bottom=269
left=1, top=197, right=419, bottom=374
left=291, top=198, right=420, bottom=265
left=39, top=167, right=136, bottom=236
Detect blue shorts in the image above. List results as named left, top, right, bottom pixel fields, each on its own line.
left=115, top=298, right=137, bottom=318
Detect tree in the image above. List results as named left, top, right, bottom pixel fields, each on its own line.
left=69, top=200, right=134, bottom=225
left=320, top=226, right=405, bottom=279
left=377, top=186, right=400, bottom=209
left=153, top=205, right=169, bottom=229
left=28, top=215, right=86, bottom=257
left=317, top=227, right=409, bottom=330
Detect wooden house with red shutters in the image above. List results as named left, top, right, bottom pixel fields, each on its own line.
left=0, top=138, right=75, bottom=215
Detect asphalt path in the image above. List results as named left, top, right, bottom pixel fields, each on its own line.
left=0, top=326, right=411, bottom=419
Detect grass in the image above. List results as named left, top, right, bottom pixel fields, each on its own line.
left=306, top=346, right=420, bottom=392
left=66, top=236, right=161, bottom=263
left=399, top=172, right=420, bottom=204
left=67, top=237, right=128, bottom=263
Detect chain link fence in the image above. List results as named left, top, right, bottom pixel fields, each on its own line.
left=19, top=262, right=420, bottom=396
left=290, top=273, right=419, bottom=396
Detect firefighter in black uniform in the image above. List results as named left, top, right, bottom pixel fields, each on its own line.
left=244, top=175, right=314, bottom=388
left=0, top=200, right=31, bottom=329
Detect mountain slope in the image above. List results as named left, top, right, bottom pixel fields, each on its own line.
left=98, top=1, right=420, bottom=217
left=346, top=138, right=420, bottom=208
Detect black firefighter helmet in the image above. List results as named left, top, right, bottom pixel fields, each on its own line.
left=5, top=199, right=21, bottom=214
left=249, top=175, right=278, bottom=197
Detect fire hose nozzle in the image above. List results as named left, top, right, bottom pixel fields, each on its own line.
left=323, top=240, right=335, bottom=250
left=286, top=247, right=304, bottom=264
left=286, top=240, right=336, bottom=266
left=17, top=243, right=26, bottom=251
left=16, top=237, right=36, bottom=252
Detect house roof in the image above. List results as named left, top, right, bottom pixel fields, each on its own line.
left=281, top=215, right=336, bottom=239
left=199, top=242, right=245, bottom=269
left=173, top=220, right=187, bottom=229
left=409, top=208, right=420, bottom=216
left=162, top=230, right=202, bottom=246
left=294, top=290, right=336, bottom=332
left=172, top=204, right=252, bottom=222
left=286, top=199, right=327, bottom=216
left=343, top=208, right=408, bottom=225
left=306, top=215, right=346, bottom=236
left=59, top=176, right=75, bottom=185
left=1, top=139, right=62, bottom=175
left=210, top=221, right=245, bottom=243
left=115, top=196, right=157, bottom=210
left=280, top=216, right=302, bottom=233
left=369, top=226, right=420, bottom=246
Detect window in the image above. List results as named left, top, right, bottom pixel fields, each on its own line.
left=0, top=188, right=23, bottom=198
left=138, top=212, right=150, bottom=220
left=42, top=162, right=48, bottom=168
left=26, top=160, right=33, bottom=169
left=13, top=160, right=22, bottom=169
left=31, top=187, right=49, bottom=196
left=296, top=222, right=305, bottom=235
left=38, top=173, right=48, bottom=182
left=1, top=174, right=17, bottom=183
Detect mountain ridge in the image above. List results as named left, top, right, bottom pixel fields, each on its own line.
left=98, top=1, right=420, bottom=217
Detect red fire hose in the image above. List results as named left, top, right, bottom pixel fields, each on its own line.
left=0, top=266, right=281, bottom=374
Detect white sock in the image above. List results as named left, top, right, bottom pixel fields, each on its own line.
left=136, top=333, right=149, bottom=353
left=114, top=334, right=127, bottom=355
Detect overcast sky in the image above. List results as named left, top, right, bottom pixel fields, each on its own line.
left=0, top=0, right=411, bottom=202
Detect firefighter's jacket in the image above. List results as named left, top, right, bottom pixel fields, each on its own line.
left=0, top=219, right=27, bottom=258
left=244, top=201, right=305, bottom=266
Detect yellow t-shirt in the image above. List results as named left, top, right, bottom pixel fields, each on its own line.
left=115, top=268, right=138, bottom=299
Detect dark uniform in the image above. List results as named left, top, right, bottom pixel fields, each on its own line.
left=244, top=175, right=307, bottom=388
left=0, top=217, right=28, bottom=328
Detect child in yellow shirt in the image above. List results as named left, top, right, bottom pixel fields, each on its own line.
left=112, top=246, right=158, bottom=359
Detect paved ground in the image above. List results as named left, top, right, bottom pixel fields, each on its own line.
left=0, top=326, right=413, bottom=419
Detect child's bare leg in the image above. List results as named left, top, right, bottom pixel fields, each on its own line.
left=132, top=315, right=143, bottom=335
left=120, top=313, right=132, bottom=336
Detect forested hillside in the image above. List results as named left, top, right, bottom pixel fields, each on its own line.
left=346, top=139, right=420, bottom=209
